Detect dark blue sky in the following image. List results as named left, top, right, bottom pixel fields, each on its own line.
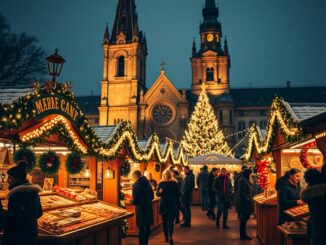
left=1, top=0, right=326, bottom=95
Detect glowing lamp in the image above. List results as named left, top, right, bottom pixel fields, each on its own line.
left=105, top=167, right=114, bottom=179
left=45, top=48, right=65, bottom=81
left=84, top=166, right=91, bottom=178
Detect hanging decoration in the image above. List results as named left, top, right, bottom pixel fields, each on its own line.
left=155, top=163, right=161, bottom=172
left=245, top=97, right=303, bottom=161
left=39, top=150, right=61, bottom=175
left=299, top=141, right=318, bottom=169
left=121, top=160, right=131, bottom=177
left=256, top=159, right=270, bottom=190
left=13, top=147, right=36, bottom=172
left=65, top=152, right=84, bottom=174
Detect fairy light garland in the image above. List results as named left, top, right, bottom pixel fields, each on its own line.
left=0, top=82, right=188, bottom=166
left=245, top=97, right=303, bottom=160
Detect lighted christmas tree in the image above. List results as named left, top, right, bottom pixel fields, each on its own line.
left=182, top=85, right=233, bottom=157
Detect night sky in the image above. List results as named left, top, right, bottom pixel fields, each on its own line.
left=1, top=0, right=326, bottom=95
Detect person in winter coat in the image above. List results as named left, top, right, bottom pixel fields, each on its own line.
left=206, top=168, right=219, bottom=220
left=132, top=170, right=154, bottom=245
left=213, top=168, right=232, bottom=229
left=3, top=161, right=43, bottom=245
left=197, top=165, right=210, bottom=211
left=156, top=170, right=180, bottom=245
left=301, top=169, right=326, bottom=245
left=173, top=170, right=183, bottom=224
left=181, top=166, right=195, bottom=227
left=236, top=169, right=254, bottom=240
left=276, top=168, right=303, bottom=225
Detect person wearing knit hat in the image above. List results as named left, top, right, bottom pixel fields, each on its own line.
left=3, top=161, right=43, bottom=245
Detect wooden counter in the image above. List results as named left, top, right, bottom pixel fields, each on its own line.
left=277, top=225, right=308, bottom=245
left=125, top=198, right=162, bottom=236
left=254, top=195, right=278, bottom=245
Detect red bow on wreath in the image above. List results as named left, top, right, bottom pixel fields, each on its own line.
left=256, top=160, right=270, bottom=190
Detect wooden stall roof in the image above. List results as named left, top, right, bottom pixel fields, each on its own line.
left=0, top=83, right=188, bottom=166
left=245, top=97, right=326, bottom=160
left=189, top=153, right=242, bottom=165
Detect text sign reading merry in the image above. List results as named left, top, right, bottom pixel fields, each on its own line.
left=33, top=95, right=80, bottom=123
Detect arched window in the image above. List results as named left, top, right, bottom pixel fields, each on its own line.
left=117, top=56, right=125, bottom=77
left=206, top=67, right=214, bottom=81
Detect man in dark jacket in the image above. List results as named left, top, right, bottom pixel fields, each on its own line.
left=197, top=165, right=210, bottom=211
left=236, top=169, right=254, bottom=240
left=206, top=168, right=219, bottom=220
left=301, top=169, right=326, bottom=245
left=4, top=161, right=43, bottom=245
left=213, top=168, right=232, bottom=229
left=132, top=170, right=154, bottom=245
left=181, top=166, right=195, bottom=227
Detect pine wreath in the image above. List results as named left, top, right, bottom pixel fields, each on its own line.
left=66, top=152, right=84, bottom=174
left=39, top=150, right=60, bottom=175
left=121, top=160, right=131, bottom=177
left=155, top=163, right=161, bottom=172
left=14, top=148, right=36, bottom=172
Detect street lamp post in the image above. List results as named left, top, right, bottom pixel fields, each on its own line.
left=45, top=48, right=65, bottom=81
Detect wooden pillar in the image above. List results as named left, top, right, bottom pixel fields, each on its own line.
left=272, top=150, right=282, bottom=179
left=103, top=159, right=120, bottom=206
left=89, top=157, right=97, bottom=191
left=58, top=154, right=67, bottom=187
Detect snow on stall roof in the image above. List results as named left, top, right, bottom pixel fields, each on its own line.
left=288, top=103, right=326, bottom=121
left=93, top=126, right=116, bottom=142
left=0, top=88, right=33, bottom=104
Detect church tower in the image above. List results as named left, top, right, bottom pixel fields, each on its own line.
left=191, top=0, right=230, bottom=95
left=99, top=0, right=147, bottom=131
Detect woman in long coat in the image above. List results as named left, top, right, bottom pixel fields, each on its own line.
left=236, top=169, right=253, bottom=240
left=157, top=170, right=180, bottom=245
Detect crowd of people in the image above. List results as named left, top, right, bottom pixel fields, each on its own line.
left=276, top=166, right=326, bottom=245
left=132, top=165, right=256, bottom=245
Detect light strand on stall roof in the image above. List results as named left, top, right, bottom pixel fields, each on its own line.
left=244, top=97, right=303, bottom=160
left=21, top=115, right=88, bottom=154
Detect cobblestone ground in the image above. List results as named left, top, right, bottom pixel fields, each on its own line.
left=123, top=206, right=259, bottom=245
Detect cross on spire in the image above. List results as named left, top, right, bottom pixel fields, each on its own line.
left=160, top=61, right=166, bottom=71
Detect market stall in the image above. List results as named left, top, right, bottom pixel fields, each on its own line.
left=245, top=98, right=326, bottom=245
left=188, top=153, right=242, bottom=204
left=0, top=78, right=188, bottom=242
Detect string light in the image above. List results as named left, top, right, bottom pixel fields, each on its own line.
left=245, top=97, right=302, bottom=160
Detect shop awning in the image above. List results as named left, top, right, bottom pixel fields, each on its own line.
left=189, top=153, right=242, bottom=165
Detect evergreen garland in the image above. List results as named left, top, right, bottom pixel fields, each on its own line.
left=65, top=152, right=84, bottom=174
left=13, top=147, right=36, bottom=172
left=39, top=150, right=60, bottom=175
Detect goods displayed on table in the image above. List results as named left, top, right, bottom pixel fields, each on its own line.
left=281, top=221, right=307, bottom=232
left=284, top=204, right=309, bottom=219
left=253, top=191, right=277, bottom=204
left=53, top=186, right=97, bottom=202
left=121, top=188, right=133, bottom=205
left=38, top=191, right=127, bottom=235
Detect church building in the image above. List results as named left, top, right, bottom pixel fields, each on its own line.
left=76, top=0, right=326, bottom=156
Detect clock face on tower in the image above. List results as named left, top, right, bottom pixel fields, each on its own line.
left=152, top=104, right=173, bottom=124
left=207, top=34, right=214, bottom=42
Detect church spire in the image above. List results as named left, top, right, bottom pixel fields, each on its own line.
left=201, top=0, right=221, bottom=34
left=110, top=0, right=140, bottom=44
left=224, top=36, right=229, bottom=55
left=192, top=39, right=197, bottom=56
left=103, top=24, right=109, bottom=45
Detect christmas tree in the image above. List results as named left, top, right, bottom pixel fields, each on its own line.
left=182, top=86, right=233, bottom=157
